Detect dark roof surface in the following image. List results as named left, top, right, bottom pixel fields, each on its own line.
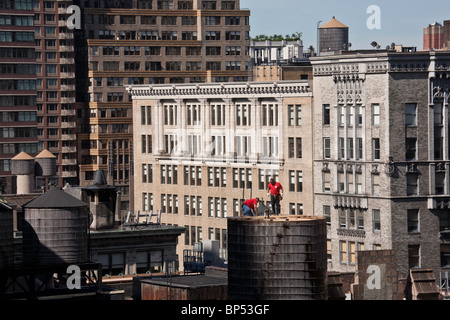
left=82, top=170, right=116, bottom=191
left=141, top=275, right=227, bottom=289
left=23, top=187, right=88, bottom=209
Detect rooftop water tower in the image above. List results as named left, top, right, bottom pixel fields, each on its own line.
left=22, top=187, right=90, bottom=267
left=319, top=16, right=349, bottom=54
left=10, top=152, right=35, bottom=195
left=34, top=149, right=57, bottom=178
left=227, top=215, right=328, bottom=300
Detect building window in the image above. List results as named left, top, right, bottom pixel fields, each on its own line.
left=323, top=104, right=330, bottom=125
left=436, top=172, right=445, bottom=195
left=441, top=245, right=450, bottom=267
left=339, top=241, right=348, bottom=264
left=327, top=240, right=332, bottom=260
left=323, top=206, right=331, bottom=225
left=372, top=103, right=380, bottom=126
left=347, top=138, right=354, bottom=160
left=408, top=245, right=421, bottom=268
left=98, top=253, right=125, bottom=276
left=338, top=172, right=345, bottom=193
left=338, top=105, right=345, bottom=126
left=372, top=138, right=380, bottom=160
left=407, top=174, right=419, bottom=196
left=406, top=138, right=417, bottom=161
left=338, top=138, right=345, bottom=159
left=296, top=138, right=302, bottom=158
left=405, top=103, right=417, bottom=126
left=349, top=242, right=356, bottom=265
left=407, top=209, right=419, bottom=233
left=372, top=209, right=381, bottom=232
left=141, top=135, right=146, bottom=153
left=347, top=172, right=354, bottom=194
left=356, top=138, right=363, bottom=160
left=434, top=103, right=443, bottom=125
left=356, top=173, right=363, bottom=194
left=136, top=251, right=163, bottom=274
left=356, top=105, right=363, bottom=126
left=372, top=174, right=380, bottom=196
left=286, top=104, right=301, bottom=126
left=347, top=106, right=354, bottom=126
left=357, top=210, right=364, bottom=230
left=323, top=138, right=331, bottom=159
left=323, top=172, right=331, bottom=192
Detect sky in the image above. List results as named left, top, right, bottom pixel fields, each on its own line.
left=241, top=0, right=450, bottom=50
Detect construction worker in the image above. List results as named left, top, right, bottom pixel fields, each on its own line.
left=242, top=198, right=260, bottom=217
left=267, top=178, right=283, bottom=215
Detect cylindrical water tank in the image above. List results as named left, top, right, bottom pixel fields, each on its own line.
left=34, top=149, right=57, bottom=177
left=319, top=17, right=349, bottom=53
left=11, top=152, right=35, bottom=194
left=22, top=188, right=89, bottom=266
left=11, top=152, right=35, bottom=175
left=227, top=216, right=328, bottom=300
left=0, top=202, right=14, bottom=270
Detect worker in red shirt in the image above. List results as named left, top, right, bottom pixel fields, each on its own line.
left=267, top=178, right=283, bottom=215
left=242, top=198, right=260, bottom=216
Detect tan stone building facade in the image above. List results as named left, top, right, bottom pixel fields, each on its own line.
left=128, top=81, right=313, bottom=263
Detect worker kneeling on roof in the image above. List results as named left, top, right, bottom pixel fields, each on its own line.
left=242, top=198, right=260, bottom=217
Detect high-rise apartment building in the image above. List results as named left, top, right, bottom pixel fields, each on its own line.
left=74, top=0, right=251, bottom=214
left=128, top=80, right=314, bottom=264
left=423, top=22, right=444, bottom=51
left=311, top=51, right=450, bottom=281
left=34, top=0, right=78, bottom=189
left=0, top=0, right=38, bottom=194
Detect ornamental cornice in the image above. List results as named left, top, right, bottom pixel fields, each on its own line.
left=126, top=81, right=312, bottom=100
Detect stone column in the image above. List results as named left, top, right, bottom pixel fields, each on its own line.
left=275, top=97, right=283, bottom=165
left=225, top=98, right=236, bottom=161
left=156, top=100, right=165, bottom=154
left=251, top=98, right=261, bottom=160
left=200, top=98, right=210, bottom=158
left=176, top=99, right=185, bottom=157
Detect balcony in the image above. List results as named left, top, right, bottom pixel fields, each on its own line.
left=60, top=72, right=75, bottom=78
left=61, top=109, right=76, bottom=116
left=60, top=97, right=76, bottom=104
left=60, top=58, right=75, bottom=65
left=58, top=33, right=74, bottom=40
left=61, top=171, right=77, bottom=178
left=61, top=122, right=76, bottom=129
left=62, top=159, right=77, bottom=165
left=59, top=45, right=74, bottom=52
left=61, top=134, right=76, bottom=140
left=60, top=85, right=76, bottom=91
left=61, top=146, right=76, bottom=153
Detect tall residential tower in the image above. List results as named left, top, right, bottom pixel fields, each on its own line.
left=75, top=0, right=251, bottom=214
left=0, top=0, right=38, bottom=194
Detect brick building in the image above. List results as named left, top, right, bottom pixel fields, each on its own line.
left=311, top=51, right=450, bottom=281
left=423, top=22, right=443, bottom=51
left=34, top=0, right=78, bottom=188
left=74, top=0, right=251, bottom=214
left=0, top=0, right=38, bottom=194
